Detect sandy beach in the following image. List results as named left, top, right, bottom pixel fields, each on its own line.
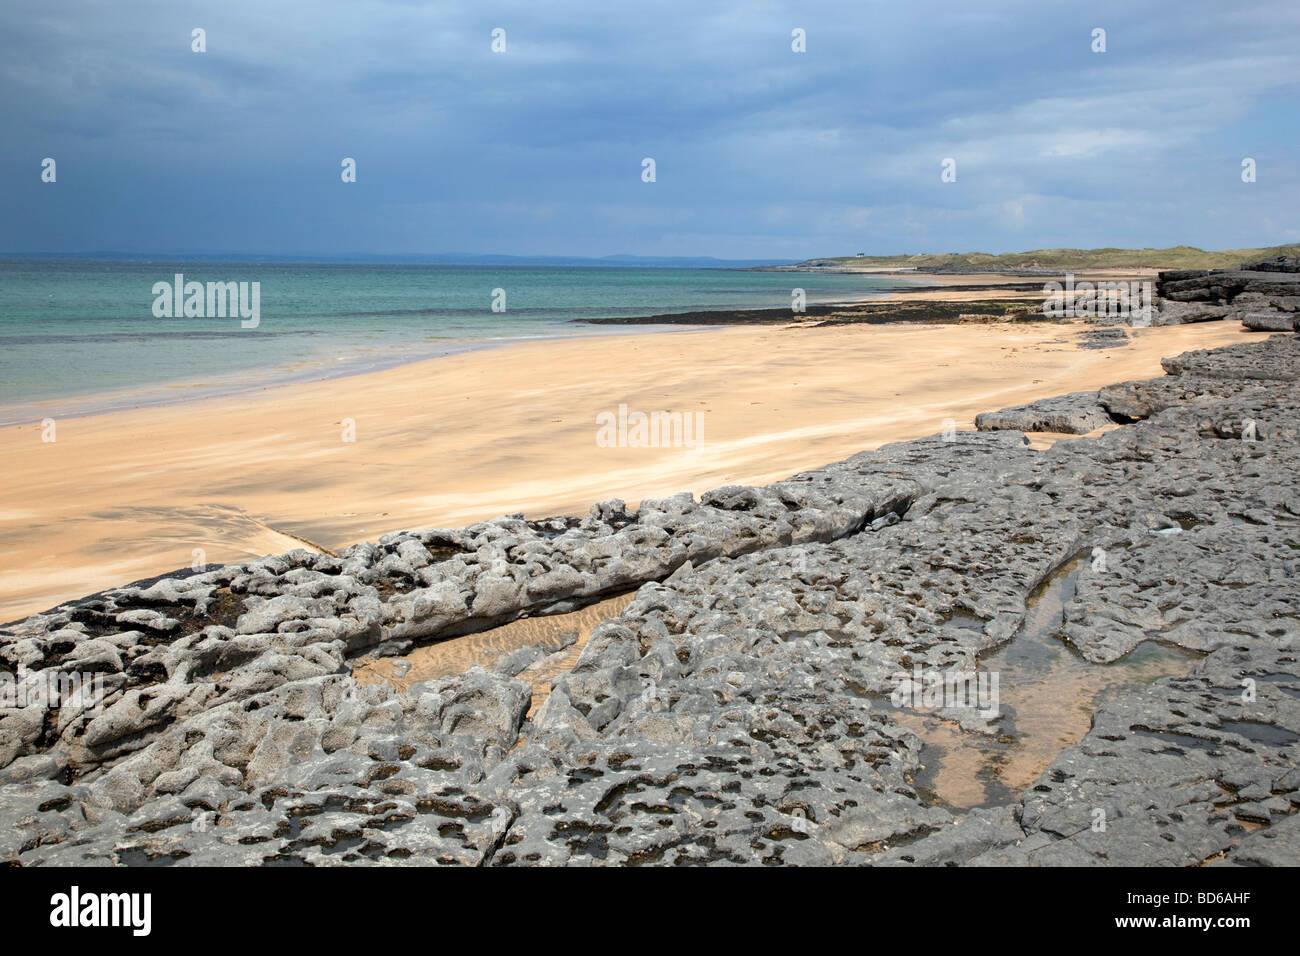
left=0, top=319, right=1256, bottom=622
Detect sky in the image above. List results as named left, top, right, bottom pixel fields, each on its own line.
left=1, top=0, right=1298, bottom=259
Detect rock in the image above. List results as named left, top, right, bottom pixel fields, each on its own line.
left=80, top=684, right=209, bottom=753
left=975, top=391, right=1114, bottom=434
left=0, top=752, right=68, bottom=784
left=1240, top=255, right=1300, bottom=273
left=1157, top=268, right=1300, bottom=303
left=1242, top=312, right=1298, bottom=332
left=1162, top=334, right=1300, bottom=380
left=1158, top=269, right=1210, bottom=282
left=1097, top=376, right=1255, bottom=420
left=1151, top=300, right=1234, bottom=326
left=115, top=608, right=181, bottom=633
left=1078, top=328, right=1131, bottom=348
left=1218, top=814, right=1300, bottom=866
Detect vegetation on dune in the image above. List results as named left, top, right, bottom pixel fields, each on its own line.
left=802, top=243, right=1300, bottom=272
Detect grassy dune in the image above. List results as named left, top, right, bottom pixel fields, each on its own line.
left=800, top=243, right=1300, bottom=272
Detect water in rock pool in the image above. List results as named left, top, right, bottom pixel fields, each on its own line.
left=888, top=558, right=1201, bottom=809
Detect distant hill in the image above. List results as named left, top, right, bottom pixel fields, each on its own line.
left=795, top=244, right=1300, bottom=272
left=3, top=251, right=799, bottom=269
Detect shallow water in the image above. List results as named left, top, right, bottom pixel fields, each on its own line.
left=0, top=260, right=910, bottom=418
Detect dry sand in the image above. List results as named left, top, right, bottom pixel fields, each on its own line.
left=0, top=319, right=1256, bottom=622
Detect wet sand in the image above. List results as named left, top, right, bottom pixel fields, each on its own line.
left=582, top=271, right=1155, bottom=325
left=0, top=319, right=1256, bottom=622
left=779, top=269, right=1162, bottom=305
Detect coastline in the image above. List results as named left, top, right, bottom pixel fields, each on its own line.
left=8, top=0, right=1297, bottom=880
left=0, top=259, right=917, bottom=425
left=2, top=329, right=1296, bottom=867
left=0, top=322, right=705, bottom=427
left=0, top=317, right=1256, bottom=622
left=0, top=268, right=1132, bottom=426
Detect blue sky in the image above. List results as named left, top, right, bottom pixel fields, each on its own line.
left=2, top=0, right=1297, bottom=258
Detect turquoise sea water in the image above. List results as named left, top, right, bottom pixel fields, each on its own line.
left=0, top=260, right=913, bottom=421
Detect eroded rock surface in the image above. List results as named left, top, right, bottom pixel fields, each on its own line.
left=1155, top=262, right=1300, bottom=332
left=975, top=391, right=1115, bottom=434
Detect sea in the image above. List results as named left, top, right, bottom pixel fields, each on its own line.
left=0, top=259, right=915, bottom=423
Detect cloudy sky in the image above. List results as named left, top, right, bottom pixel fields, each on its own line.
left=2, top=0, right=1297, bottom=258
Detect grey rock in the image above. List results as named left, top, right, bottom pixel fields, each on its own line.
left=975, top=391, right=1113, bottom=434
left=1242, top=312, right=1298, bottom=332
left=1162, top=334, right=1300, bottom=380
left=1158, top=268, right=1300, bottom=303
left=1151, top=300, right=1235, bottom=326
